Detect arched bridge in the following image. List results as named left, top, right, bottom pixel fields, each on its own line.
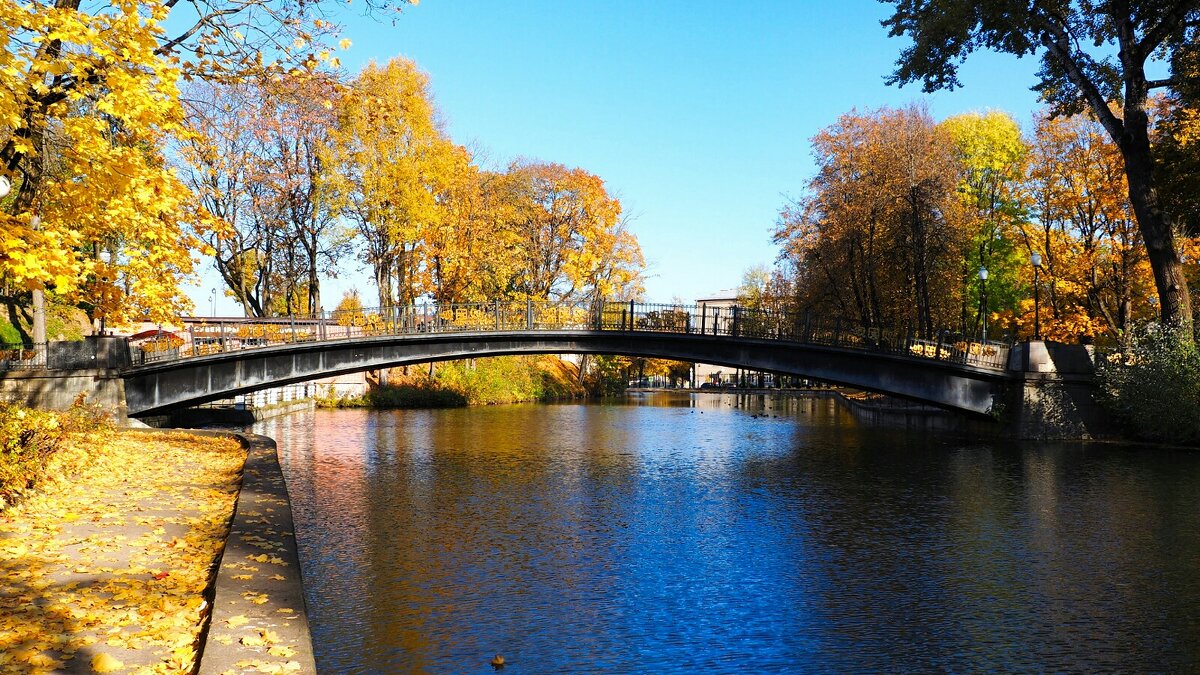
left=117, top=300, right=1020, bottom=418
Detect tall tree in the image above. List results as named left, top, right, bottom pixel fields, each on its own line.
left=1021, top=112, right=1155, bottom=341
left=0, top=0, right=208, bottom=328
left=501, top=161, right=639, bottom=302
left=776, top=104, right=966, bottom=336
left=1, top=0, right=412, bottom=327
left=882, top=0, right=1198, bottom=329
left=326, top=57, right=457, bottom=308
left=940, top=110, right=1028, bottom=334
left=256, top=73, right=345, bottom=315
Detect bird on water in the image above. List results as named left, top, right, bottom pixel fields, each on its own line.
left=491, top=654, right=505, bottom=669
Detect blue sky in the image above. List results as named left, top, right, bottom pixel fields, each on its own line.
left=189, top=1, right=1049, bottom=314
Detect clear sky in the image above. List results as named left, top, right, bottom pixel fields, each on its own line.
left=187, top=0, right=1050, bottom=315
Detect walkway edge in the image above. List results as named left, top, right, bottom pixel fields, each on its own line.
left=124, top=428, right=318, bottom=675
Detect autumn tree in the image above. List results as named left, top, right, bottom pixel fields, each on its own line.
left=776, top=104, right=966, bottom=336
left=255, top=73, right=346, bottom=315
left=0, top=0, right=412, bottom=336
left=177, top=80, right=272, bottom=316
left=1018, top=112, right=1155, bottom=341
left=940, top=110, right=1028, bottom=335
left=882, top=0, right=1198, bottom=330
left=326, top=57, right=458, bottom=308
left=500, top=160, right=642, bottom=303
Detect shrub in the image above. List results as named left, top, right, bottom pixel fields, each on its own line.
left=327, top=384, right=468, bottom=409
left=0, top=401, right=111, bottom=508
left=1097, top=324, right=1200, bottom=445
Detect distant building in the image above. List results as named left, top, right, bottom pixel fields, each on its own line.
left=690, top=289, right=774, bottom=388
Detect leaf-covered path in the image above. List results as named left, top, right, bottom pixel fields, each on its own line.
left=0, top=426, right=320, bottom=674
left=0, top=431, right=244, bottom=673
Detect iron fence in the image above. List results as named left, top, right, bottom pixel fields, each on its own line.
left=4, top=300, right=1015, bottom=372
left=0, top=342, right=46, bottom=369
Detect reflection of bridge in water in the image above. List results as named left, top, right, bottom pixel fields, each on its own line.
left=113, top=300, right=1028, bottom=418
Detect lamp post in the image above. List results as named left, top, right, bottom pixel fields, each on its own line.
left=978, top=266, right=989, bottom=343
left=1031, top=253, right=1043, bottom=341
left=210, top=288, right=217, bottom=317
left=98, top=251, right=111, bottom=335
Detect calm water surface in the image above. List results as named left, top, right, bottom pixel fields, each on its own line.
left=255, top=393, right=1200, bottom=673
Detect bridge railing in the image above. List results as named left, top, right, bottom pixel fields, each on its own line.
left=1, top=300, right=1013, bottom=372
left=0, top=342, right=47, bottom=369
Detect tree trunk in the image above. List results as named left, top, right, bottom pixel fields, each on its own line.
left=1120, top=110, right=1193, bottom=330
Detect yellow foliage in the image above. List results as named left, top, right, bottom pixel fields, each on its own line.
left=0, top=0, right=208, bottom=324
left=0, top=432, right=244, bottom=673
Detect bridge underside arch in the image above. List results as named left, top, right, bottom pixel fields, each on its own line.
left=122, top=331, right=1009, bottom=417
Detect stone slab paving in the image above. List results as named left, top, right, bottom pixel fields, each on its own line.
left=195, top=432, right=317, bottom=675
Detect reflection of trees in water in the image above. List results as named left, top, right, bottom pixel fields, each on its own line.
left=269, top=405, right=1200, bottom=671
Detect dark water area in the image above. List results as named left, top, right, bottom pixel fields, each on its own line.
left=255, top=393, right=1200, bottom=673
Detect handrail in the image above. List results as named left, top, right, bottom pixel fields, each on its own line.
left=3, top=300, right=1014, bottom=372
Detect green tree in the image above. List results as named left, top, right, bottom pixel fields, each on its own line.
left=882, top=0, right=1198, bottom=330
left=940, top=111, right=1028, bottom=335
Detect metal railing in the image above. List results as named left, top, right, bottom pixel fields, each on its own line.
left=0, top=342, right=47, bottom=369
left=3, top=300, right=1014, bottom=372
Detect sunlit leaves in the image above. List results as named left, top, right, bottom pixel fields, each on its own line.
left=0, top=429, right=243, bottom=673
left=0, top=0, right=205, bottom=325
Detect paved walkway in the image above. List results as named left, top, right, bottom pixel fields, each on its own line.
left=0, top=427, right=317, bottom=674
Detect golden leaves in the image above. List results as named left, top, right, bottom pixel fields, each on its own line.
left=0, top=431, right=244, bottom=674
left=90, top=652, right=124, bottom=673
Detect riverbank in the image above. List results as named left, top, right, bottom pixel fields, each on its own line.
left=0, top=415, right=316, bottom=674
left=320, top=355, right=587, bottom=409
left=0, top=428, right=243, bottom=672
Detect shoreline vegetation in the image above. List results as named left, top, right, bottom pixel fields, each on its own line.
left=317, top=355, right=588, bottom=409
left=0, top=403, right=247, bottom=673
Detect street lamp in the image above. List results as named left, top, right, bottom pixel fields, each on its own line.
left=978, top=266, right=989, bottom=343
left=209, top=288, right=217, bottom=317
left=98, top=251, right=111, bottom=335
left=1031, top=253, right=1043, bottom=341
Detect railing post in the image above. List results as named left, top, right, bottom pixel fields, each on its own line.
left=803, top=310, right=811, bottom=343
left=218, top=321, right=227, bottom=352
left=290, top=317, right=296, bottom=343
left=621, top=308, right=628, bottom=331
left=319, top=313, right=327, bottom=341
left=527, top=298, right=534, bottom=330
left=495, top=301, right=501, bottom=330
left=700, top=303, right=707, bottom=335
left=935, top=330, right=945, bottom=360
left=629, top=300, right=636, bottom=331
left=732, top=306, right=740, bottom=337
left=188, top=325, right=196, bottom=357
left=832, top=317, right=842, bottom=346
left=423, top=304, right=429, bottom=333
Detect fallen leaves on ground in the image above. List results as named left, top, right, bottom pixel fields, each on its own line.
left=0, top=431, right=245, bottom=674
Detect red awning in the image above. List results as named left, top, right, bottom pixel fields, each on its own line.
left=128, top=329, right=182, bottom=342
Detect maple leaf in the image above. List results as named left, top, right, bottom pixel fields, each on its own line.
left=91, top=652, right=124, bottom=673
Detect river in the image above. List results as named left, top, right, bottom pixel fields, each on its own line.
left=254, top=392, right=1200, bottom=673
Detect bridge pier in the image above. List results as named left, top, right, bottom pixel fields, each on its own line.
left=0, top=337, right=130, bottom=419
left=1005, top=341, right=1111, bottom=440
